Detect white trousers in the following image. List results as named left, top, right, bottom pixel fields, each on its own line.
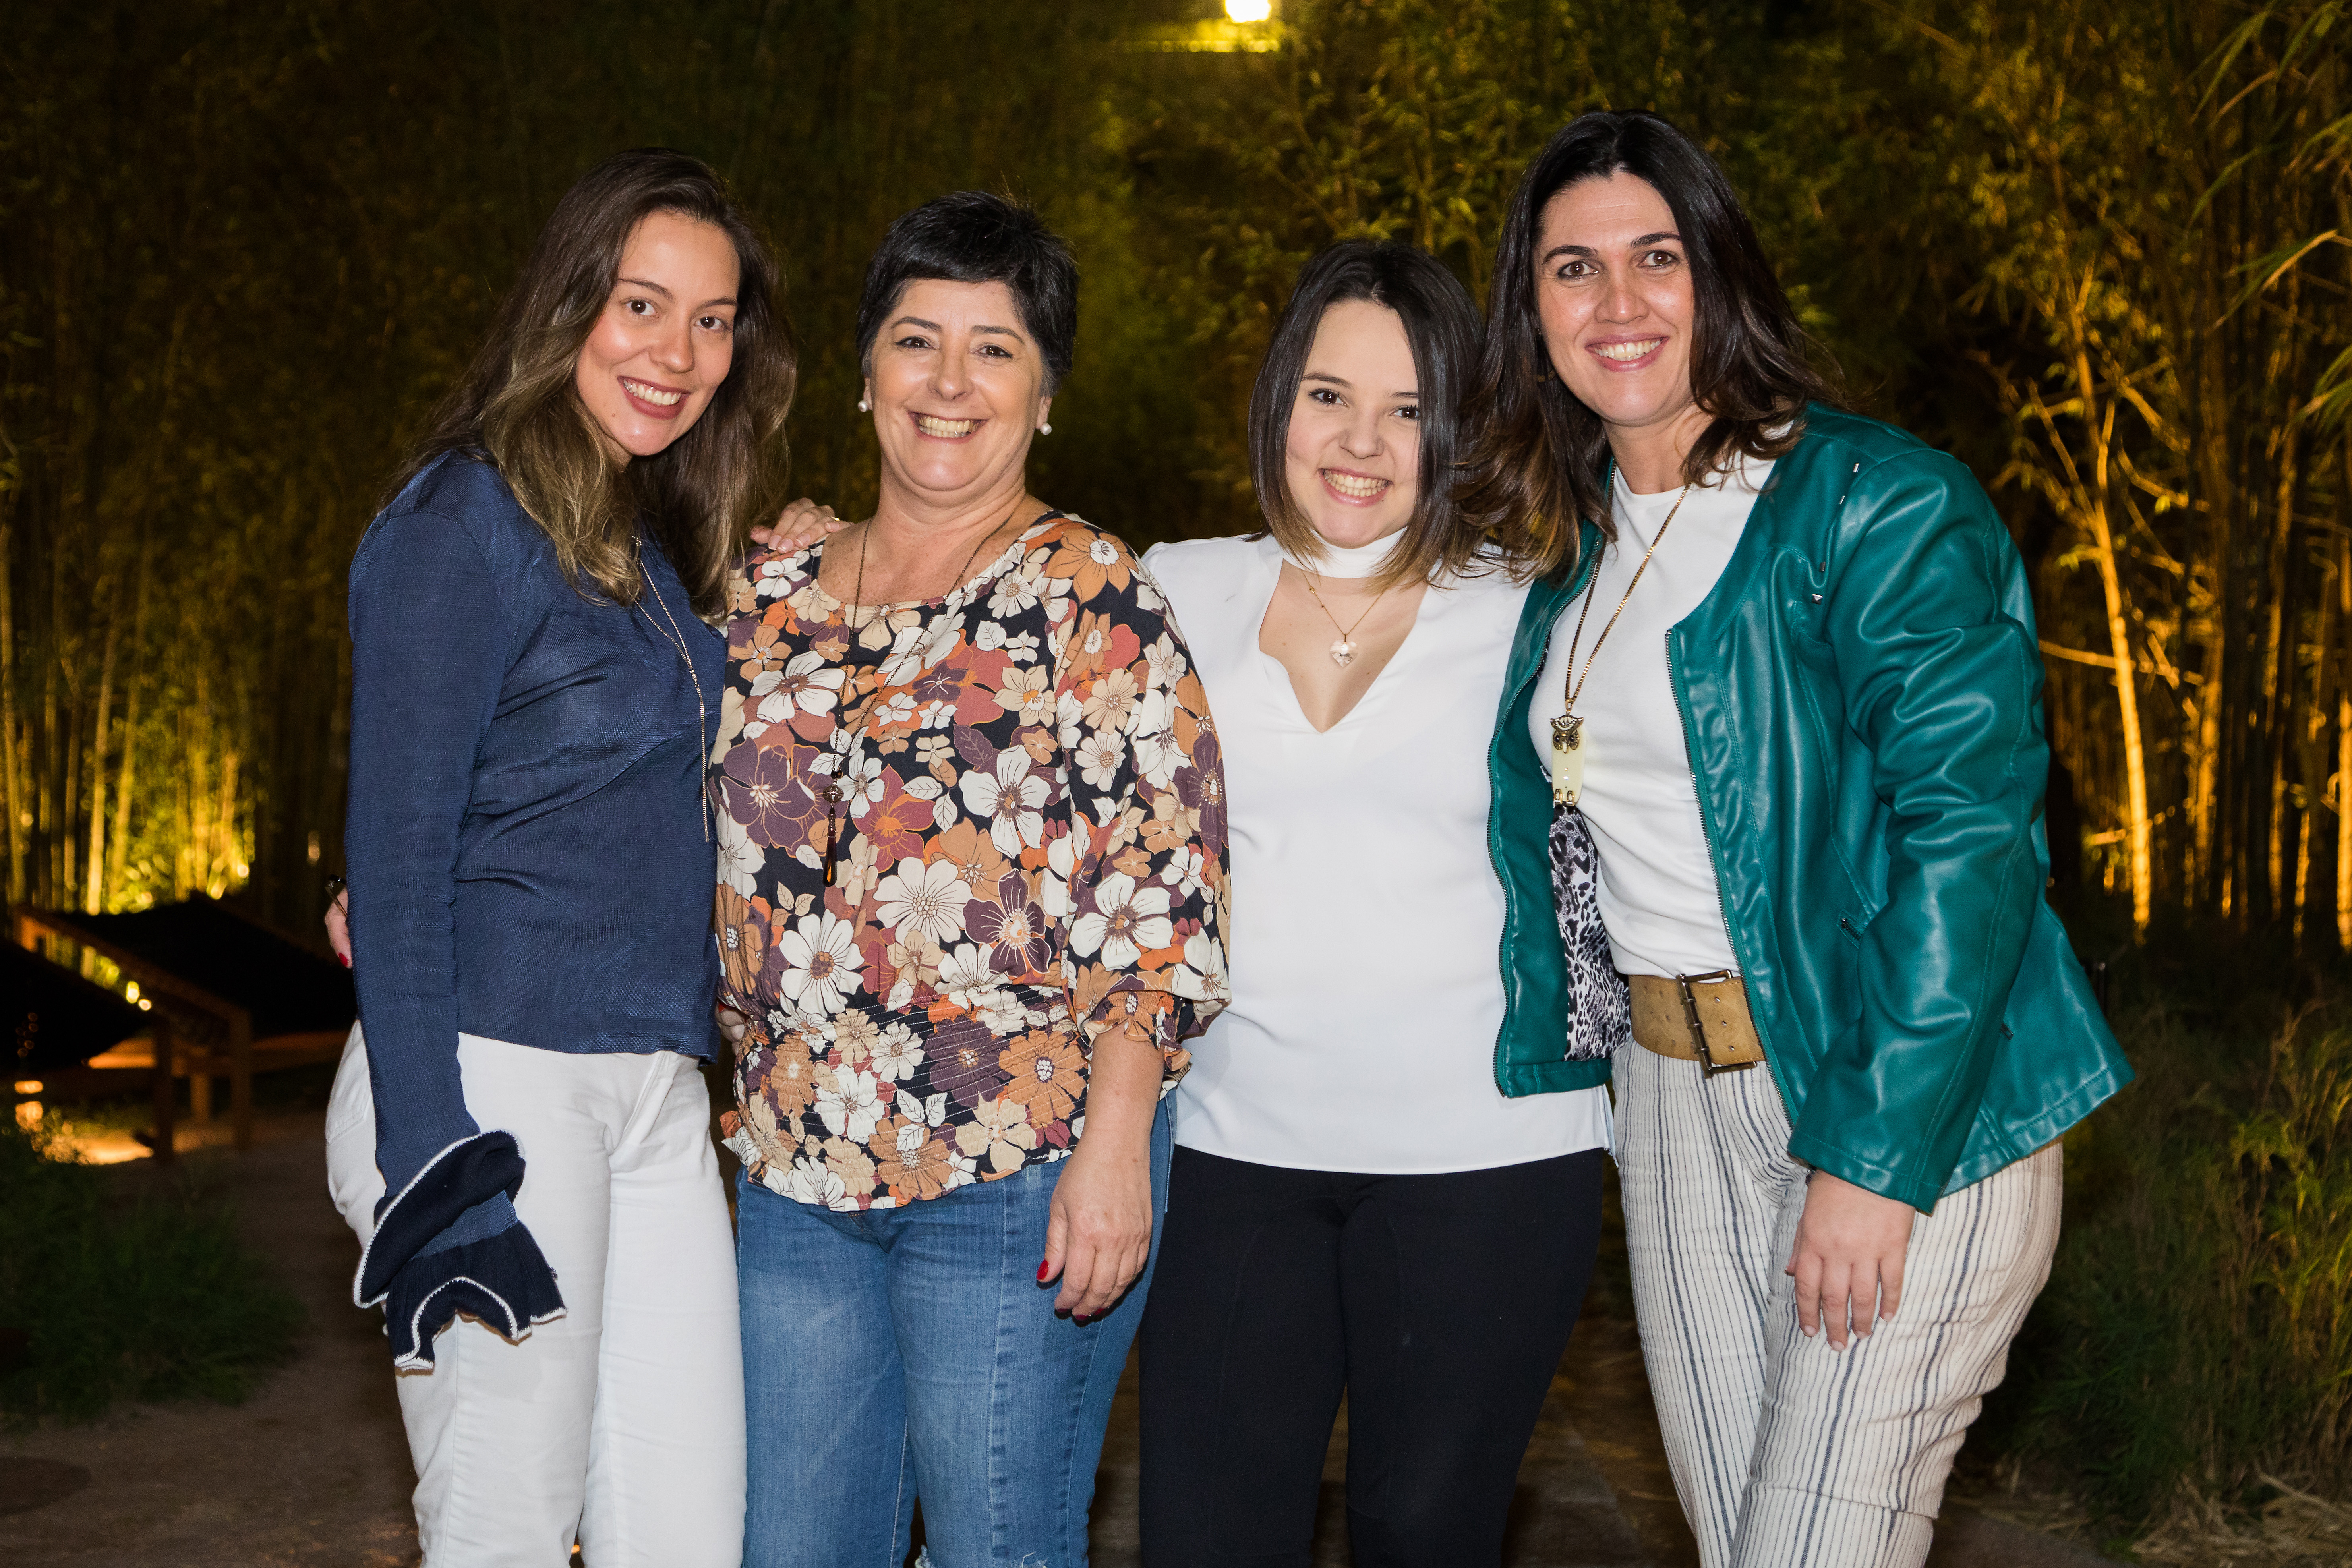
left=326, top=1027, right=745, bottom=1568
left=1612, top=1040, right=2062, bottom=1568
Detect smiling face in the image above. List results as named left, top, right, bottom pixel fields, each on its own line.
left=1532, top=171, right=1704, bottom=464
left=865, top=278, right=1051, bottom=510
left=1280, top=298, right=1422, bottom=550
left=573, top=210, right=741, bottom=461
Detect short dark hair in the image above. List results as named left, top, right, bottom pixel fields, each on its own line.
left=1458, top=111, right=1841, bottom=576
left=1247, top=241, right=1490, bottom=591
left=853, top=192, right=1078, bottom=392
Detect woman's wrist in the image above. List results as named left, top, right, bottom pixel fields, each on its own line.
left=1073, top=1019, right=1161, bottom=1155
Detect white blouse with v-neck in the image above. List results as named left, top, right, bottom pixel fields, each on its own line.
left=1142, top=533, right=1611, bottom=1174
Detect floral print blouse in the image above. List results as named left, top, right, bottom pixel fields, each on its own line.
left=712, top=512, right=1231, bottom=1210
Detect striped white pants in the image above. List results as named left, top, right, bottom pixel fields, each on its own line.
left=1613, top=1039, right=2062, bottom=1568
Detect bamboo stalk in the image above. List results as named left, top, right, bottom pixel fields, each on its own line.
left=82, top=605, right=116, bottom=915
left=108, top=548, right=148, bottom=906
left=0, top=513, right=20, bottom=905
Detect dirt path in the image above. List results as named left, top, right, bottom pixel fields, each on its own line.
left=0, top=1110, right=2114, bottom=1567
left=0, top=1114, right=419, bottom=1567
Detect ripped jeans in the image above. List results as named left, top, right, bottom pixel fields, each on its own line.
left=738, top=1101, right=1172, bottom=1568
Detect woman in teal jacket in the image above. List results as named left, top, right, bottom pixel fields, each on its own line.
left=1462, top=111, right=2131, bottom=1567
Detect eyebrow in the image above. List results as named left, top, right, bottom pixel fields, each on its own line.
left=619, top=276, right=738, bottom=309
left=890, top=314, right=1023, bottom=339
left=1302, top=371, right=1419, bottom=397
left=1541, top=230, right=1683, bottom=263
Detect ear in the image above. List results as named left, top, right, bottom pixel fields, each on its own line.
left=1035, top=394, right=1054, bottom=433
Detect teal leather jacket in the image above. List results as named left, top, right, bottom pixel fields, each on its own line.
left=1486, top=406, right=2132, bottom=1212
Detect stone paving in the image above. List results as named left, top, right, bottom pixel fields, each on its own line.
left=0, top=1108, right=2113, bottom=1567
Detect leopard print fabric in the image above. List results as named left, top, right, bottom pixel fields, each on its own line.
left=1550, top=804, right=1633, bottom=1061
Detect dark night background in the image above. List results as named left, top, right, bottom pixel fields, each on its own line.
left=2, top=2, right=2348, bottom=1541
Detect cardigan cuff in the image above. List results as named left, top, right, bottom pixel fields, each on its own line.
left=355, top=1129, right=536, bottom=1305
left=380, top=1224, right=567, bottom=1368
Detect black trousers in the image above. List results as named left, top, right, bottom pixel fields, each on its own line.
left=1138, top=1145, right=1606, bottom=1568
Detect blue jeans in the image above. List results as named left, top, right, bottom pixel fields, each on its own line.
left=739, top=1101, right=1172, bottom=1568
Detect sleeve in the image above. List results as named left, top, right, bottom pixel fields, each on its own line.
left=1792, top=450, right=2049, bottom=1210
left=345, top=505, right=563, bottom=1364
left=1048, top=550, right=1231, bottom=1071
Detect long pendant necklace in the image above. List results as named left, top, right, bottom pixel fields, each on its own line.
left=1297, top=568, right=1386, bottom=668
left=817, top=503, right=1031, bottom=887
left=1550, top=482, right=1693, bottom=808
left=634, top=542, right=714, bottom=841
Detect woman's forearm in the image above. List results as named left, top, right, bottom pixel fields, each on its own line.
left=1078, top=1018, right=1164, bottom=1156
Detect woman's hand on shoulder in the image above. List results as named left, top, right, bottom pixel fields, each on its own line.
left=749, top=497, right=847, bottom=554
left=1785, top=1170, right=1918, bottom=1350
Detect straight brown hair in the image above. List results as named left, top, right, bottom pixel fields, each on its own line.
left=389, top=148, right=796, bottom=615
left=1248, top=241, right=1491, bottom=592
left=1458, top=111, right=1840, bottom=578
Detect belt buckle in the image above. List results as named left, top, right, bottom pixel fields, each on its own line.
left=1675, top=970, right=1752, bottom=1076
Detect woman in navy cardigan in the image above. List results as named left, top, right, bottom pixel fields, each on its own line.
left=322, top=149, right=793, bottom=1567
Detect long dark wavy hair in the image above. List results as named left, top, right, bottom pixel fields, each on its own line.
left=1457, top=111, right=1840, bottom=577
left=389, top=148, right=797, bottom=615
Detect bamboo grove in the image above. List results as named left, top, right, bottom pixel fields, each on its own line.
left=2, top=0, right=2346, bottom=941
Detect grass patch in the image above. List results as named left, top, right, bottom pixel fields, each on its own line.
left=0, top=1114, right=304, bottom=1423
left=1976, top=907, right=2352, bottom=1543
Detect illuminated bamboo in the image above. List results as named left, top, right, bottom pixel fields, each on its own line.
left=83, top=610, right=117, bottom=915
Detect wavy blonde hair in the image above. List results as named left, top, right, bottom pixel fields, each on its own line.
left=389, top=148, right=796, bottom=615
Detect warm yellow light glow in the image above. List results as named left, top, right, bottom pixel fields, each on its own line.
left=14, top=1080, right=42, bottom=1094
left=124, top=981, right=140, bottom=1002
left=1225, top=0, right=1272, bottom=20
left=138, top=998, right=153, bottom=1011
left=15, top=1102, right=41, bottom=1130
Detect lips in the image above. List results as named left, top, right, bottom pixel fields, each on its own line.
left=914, top=414, right=982, bottom=439
left=1321, top=469, right=1391, bottom=505
left=1588, top=337, right=1666, bottom=367
left=621, top=377, right=688, bottom=419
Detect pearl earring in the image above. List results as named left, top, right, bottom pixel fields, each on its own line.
left=1037, top=422, right=1052, bottom=435
left=856, top=398, right=871, bottom=412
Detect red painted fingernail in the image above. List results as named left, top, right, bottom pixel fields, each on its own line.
left=1037, top=1261, right=1050, bottom=1282
left=340, top=953, right=351, bottom=968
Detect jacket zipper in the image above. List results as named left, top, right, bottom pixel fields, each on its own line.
left=1665, top=626, right=1796, bottom=1123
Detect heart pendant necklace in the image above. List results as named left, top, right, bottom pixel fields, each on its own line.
left=1298, top=568, right=1383, bottom=668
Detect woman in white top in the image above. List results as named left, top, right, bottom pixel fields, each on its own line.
left=1135, top=240, right=1612, bottom=1568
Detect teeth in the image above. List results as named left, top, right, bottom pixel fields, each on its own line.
left=623, top=379, right=684, bottom=406
left=916, top=415, right=980, bottom=437
left=1324, top=472, right=1389, bottom=499
left=1594, top=339, right=1664, bottom=362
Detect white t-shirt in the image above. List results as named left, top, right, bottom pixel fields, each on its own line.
left=1528, top=457, right=1774, bottom=978
left=1144, top=533, right=1610, bottom=1174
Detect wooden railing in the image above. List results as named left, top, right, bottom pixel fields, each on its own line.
left=12, top=905, right=253, bottom=1153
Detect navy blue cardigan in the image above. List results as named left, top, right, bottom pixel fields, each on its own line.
left=345, top=452, right=722, bottom=1364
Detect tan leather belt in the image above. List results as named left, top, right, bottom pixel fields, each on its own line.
left=1628, top=971, right=1766, bottom=1075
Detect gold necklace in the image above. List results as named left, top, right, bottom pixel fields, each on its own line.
left=1549, top=481, right=1693, bottom=809
left=1296, top=566, right=1389, bottom=668
left=848, top=501, right=1027, bottom=639
left=815, top=503, right=1035, bottom=888
left=634, top=542, right=714, bottom=841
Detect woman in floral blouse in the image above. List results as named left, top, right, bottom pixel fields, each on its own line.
left=714, top=192, right=1229, bottom=1568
